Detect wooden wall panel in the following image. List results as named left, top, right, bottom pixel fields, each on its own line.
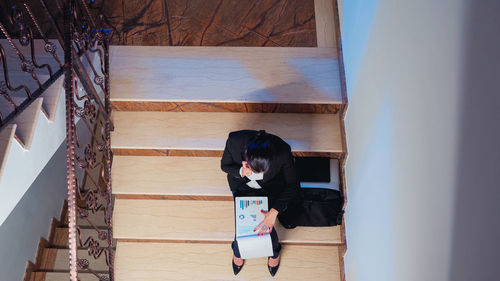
left=88, top=0, right=318, bottom=46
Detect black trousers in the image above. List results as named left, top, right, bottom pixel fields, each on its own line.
left=231, top=188, right=282, bottom=259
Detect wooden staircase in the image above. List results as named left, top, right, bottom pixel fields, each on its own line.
left=12, top=1, right=348, bottom=279
left=26, top=201, right=112, bottom=281
left=109, top=43, right=348, bottom=280
left=0, top=39, right=63, bottom=160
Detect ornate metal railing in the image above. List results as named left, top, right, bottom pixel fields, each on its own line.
left=1, top=1, right=114, bottom=280
left=0, top=0, right=64, bottom=127
left=63, top=0, right=114, bottom=280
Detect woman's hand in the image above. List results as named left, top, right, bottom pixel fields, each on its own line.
left=254, top=208, right=279, bottom=235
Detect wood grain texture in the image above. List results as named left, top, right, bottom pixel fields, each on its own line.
left=52, top=227, right=108, bottom=248
left=331, top=3, right=348, bottom=280
left=37, top=239, right=57, bottom=275
left=112, top=148, right=222, bottom=157
left=111, top=101, right=342, bottom=114
left=39, top=249, right=109, bottom=272
left=88, top=0, right=318, bottom=47
left=315, top=0, right=337, bottom=48
left=332, top=0, right=349, bottom=108
left=23, top=201, right=65, bottom=281
left=112, top=156, right=230, bottom=197
left=113, top=199, right=342, bottom=245
left=112, top=148, right=344, bottom=159
left=0, top=124, right=17, bottom=179
left=115, top=242, right=342, bottom=280
left=28, top=272, right=46, bottom=281
left=9, top=98, right=44, bottom=150
left=111, top=111, right=344, bottom=153
left=32, top=272, right=99, bottom=281
left=114, top=194, right=233, bottom=201
left=40, top=76, right=64, bottom=122
left=110, top=46, right=343, bottom=105
left=23, top=262, right=36, bottom=281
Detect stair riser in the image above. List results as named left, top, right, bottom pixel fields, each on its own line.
left=112, top=148, right=344, bottom=159
left=112, top=101, right=343, bottom=114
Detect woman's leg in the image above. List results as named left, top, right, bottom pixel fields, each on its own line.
left=231, top=228, right=281, bottom=259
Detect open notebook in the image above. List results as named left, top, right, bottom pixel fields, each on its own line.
left=234, top=197, right=274, bottom=259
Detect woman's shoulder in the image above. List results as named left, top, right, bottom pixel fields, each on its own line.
left=228, top=130, right=291, bottom=154
left=228, top=130, right=255, bottom=143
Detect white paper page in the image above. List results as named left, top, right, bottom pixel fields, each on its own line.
left=235, top=197, right=273, bottom=258
left=237, top=234, right=274, bottom=259
left=235, top=197, right=268, bottom=237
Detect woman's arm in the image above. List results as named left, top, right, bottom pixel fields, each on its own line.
left=270, top=149, right=300, bottom=214
left=220, top=134, right=243, bottom=178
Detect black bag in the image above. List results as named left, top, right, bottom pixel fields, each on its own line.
left=278, top=157, right=344, bottom=228
left=278, top=188, right=344, bottom=228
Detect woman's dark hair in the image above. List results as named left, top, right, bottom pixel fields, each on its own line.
left=244, top=130, right=275, bottom=173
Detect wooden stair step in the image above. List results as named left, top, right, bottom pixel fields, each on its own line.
left=113, top=199, right=341, bottom=245
left=111, top=111, right=344, bottom=157
left=1, top=73, right=62, bottom=121
left=65, top=210, right=108, bottom=228
left=0, top=124, right=16, bottom=178
left=110, top=46, right=343, bottom=112
left=39, top=75, right=64, bottom=121
left=115, top=242, right=341, bottom=281
left=112, top=156, right=230, bottom=198
left=52, top=227, right=109, bottom=248
left=0, top=73, right=50, bottom=96
left=31, top=272, right=107, bottom=281
left=39, top=248, right=108, bottom=272
left=8, top=98, right=43, bottom=149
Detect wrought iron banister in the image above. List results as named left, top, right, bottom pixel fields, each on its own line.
left=0, top=1, right=65, bottom=126
left=1, top=1, right=114, bottom=280
left=63, top=0, right=114, bottom=280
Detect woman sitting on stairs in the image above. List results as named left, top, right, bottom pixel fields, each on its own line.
left=221, top=129, right=300, bottom=276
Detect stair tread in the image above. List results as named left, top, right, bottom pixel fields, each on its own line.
left=113, top=199, right=342, bottom=245
left=40, top=75, right=64, bottom=121
left=40, top=248, right=109, bottom=271
left=112, top=156, right=230, bottom=197
left=0, top=73, right=51, bottom=96
left=52, top=227, right=108, bottom=248
left=110, top=46, right=343, bottom=104
left=33, top=272, right=107, bottom=281
left=9, top=98, right=43, bottom=149
left=0, top=74, right=63, bottom=122
left=0, top=124, right=16, bottom=179
left=111, top=111, right=343, bottom=153
left=77, top=210, right=107, bottom=228
left=115, top=241, right=341, bottom=281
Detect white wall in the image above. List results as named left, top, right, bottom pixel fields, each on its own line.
left=341, top=1, right=500, bottom=281
left=0, top=52, right=104, bottom=226
left=0, top=79, right=66, bottom=226
left=0, top=141, right=67, bottom=281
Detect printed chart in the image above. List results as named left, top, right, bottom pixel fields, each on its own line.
left=235, top=196, right=273, bottom=258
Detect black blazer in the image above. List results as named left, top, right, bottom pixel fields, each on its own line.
left=220, top=130, right=300, bottom=214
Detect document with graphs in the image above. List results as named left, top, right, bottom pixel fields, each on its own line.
left=235, top=196, right=273, bottom=259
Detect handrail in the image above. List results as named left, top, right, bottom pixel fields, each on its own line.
left=1, top=1, right=114, bottom=280
left=63, top=0, right=114, bottom=280
left=0, top=1, right=65, bottom=126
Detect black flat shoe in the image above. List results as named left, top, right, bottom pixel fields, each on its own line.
left=268, top=256, right=280, bottom=277
left=232, top=258, right=245, bottom=275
